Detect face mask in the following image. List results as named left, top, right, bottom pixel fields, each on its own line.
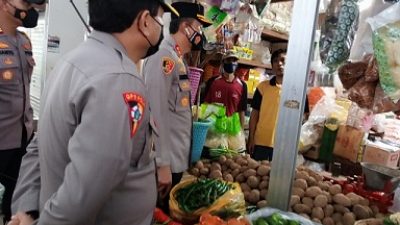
left=186, top=26, right=204, bottom=51
left=9, top=2, right=39, bottom=28
left=141, top=16, right=164, bottom=58
left=223, top=62, right=238, bottom=74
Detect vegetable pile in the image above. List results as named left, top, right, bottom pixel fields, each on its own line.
left=253, top=213, right=300, bottom=225
left=175, top=178, right=233, bottom=213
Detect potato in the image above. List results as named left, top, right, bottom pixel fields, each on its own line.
left=222, top=165, right=228, bottom=171
left=240, top=183, right=251, bottom=192
left=336, top=223, right=344, bottom=225
left=312, top=207, right=324, bottom=220
left=257, top=200, right=268, bottom=208
left=332, top=213, right=343, bottom=223
left=240, top=166, right=248, bottom=173
left=218, top=155, right=227, bottom=164
left=313, top=218, right=322, bottom=224
left=324, top=204, right=334, bottom=217
left=302, top=197, right=314, bottom=208
left=209, top=170, right=223, bottom=179
left=223, top=174, right=234, bottom=182
left=200, top=167, right=210, bottom=175
left=292, top=187, right=305, bottom=198
left=360, top=197, right=370, bottom=206
left=342, top=212, right=356, bottom=225
left=315, top=195, right=328, bottom=208
left=375, top=213, right=385, bottom=219
left=259, top=180, right=269, bottom=189
left=225, top=158, right=234, bottom=167
left=247, top=176, right=260, bottom=189
left=230, top=163, right=240, bottom=170
left=322, top=191, right=333, bottom=203
left=306, top=176, right=318, bottom=187
left=356, top=218, right=384, bottom=225
left=244, top=191, right=251, bottom=202
left=294, top=179, right=308, bottom=190
left=333, top=193, right=351, bottom=207
left=244, top=169, right=257, bottom=178
left=211, top=162, right=222, bottom=171
left=260, top=189, right=268, bottom=200
left=231, top=168, right=240, bottom=178
left=329, top=184, right=342, bottom=195
left=296, top=171, right=309, bottom=180
left=370, top=205, right=379, bottom=215
left=262, top=176, right=269, bottom=181
left=333, top=204, right=350, bottom=213
left=235, top=174, right=246, bottom=183
left=202, top=159, right=211, bottom=164
left=318, top=181, right=331, bottom=191
left=313, top=173, right=325, bottom=182
left=247, top=158, right=259, bottom=169
left=290, top=195, right=301, bottom=207
left=346, top=192, right=361, bottom=206
left=257, top=165, right=270, bottom=176
left=353, top=204, right=372, bottom=220
left=195, top=161, right=204, bottom=169
left=190, top=167, right=200, bottom=177
left=323, top=217, right=335, bottom=225
left=299, top=213, right=310, bottom=220
left=293, top=204, right=311, bottom=214
left=305, top=186, right=323, bottom=198
left=261, top=160, right=270, bottom=165
left=248, top=190, right=260, bottom=204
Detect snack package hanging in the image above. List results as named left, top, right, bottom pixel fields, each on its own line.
left=320, top=0, right=359, bottom=72
left=373, top=83, right=400, bottom=114
left=169, top=177, right=246, bottom=224
left=348, top=77, right=378, bottom=109
left=338, top=61, right=367, bottom=90
left=368, top=3, right=400, bottom=102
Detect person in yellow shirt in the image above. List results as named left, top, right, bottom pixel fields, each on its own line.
left=247, top=49, right=309, bottom=161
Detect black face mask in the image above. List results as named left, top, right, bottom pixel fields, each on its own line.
left=11, top=4, right=39, bottom=28
left=187, top=26, right=204, bottom=51
left=223, top=62, right=238, bottom=74
left=141, top=16, right=164, bottom=59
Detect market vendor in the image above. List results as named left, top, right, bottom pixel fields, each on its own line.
left=9, top=0, right=178, bottom=225
left=143, top=1, right=212, bottom=213
left=247, top=49, right=309, bottom=161
left=203, top=50, right=248, bottom=127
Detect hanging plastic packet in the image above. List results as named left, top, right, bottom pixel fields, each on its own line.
left=367, top=3, right=400, bottom=103
left=372, top=83, right=400, bottom=114
left=204, top=0, right=223, bottom=7
left=320, top=0, right=360, bottom=72
left=348, top=77, right=377, bottom=109
left=220, top=0, right=240, bottom=14
left=338, top=61, right=367, bottom=90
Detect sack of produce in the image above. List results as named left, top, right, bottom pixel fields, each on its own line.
left=348, top=77, right=378, bottom=109
left=169, top=177, right=246, bottom=224
left=246, top=207, right=316, bottom=225
left=368, top=3, right=400, bottom=102
left=338, top=61, right=367, bottom=90
left=320, top=0, right=359, bottom=72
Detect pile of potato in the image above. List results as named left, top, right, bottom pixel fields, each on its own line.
left=188, top=155, right=383, bottom=225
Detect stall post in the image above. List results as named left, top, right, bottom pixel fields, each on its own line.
left=267, top=0, right=320, bottom=211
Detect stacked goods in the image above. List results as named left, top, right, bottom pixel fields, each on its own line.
left=189, top=155, right=384, bottom=225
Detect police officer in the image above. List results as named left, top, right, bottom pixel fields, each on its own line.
left=0, top=0, right=43, bottom=223
left=143, top=1, right=212, bottom=212
left=8, top=0, right=178, bottom=225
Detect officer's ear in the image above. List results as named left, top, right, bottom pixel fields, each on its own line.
left=137, top=10, right=151, bottom=36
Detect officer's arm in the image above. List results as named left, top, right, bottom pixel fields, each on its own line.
left=11, top=134, right=41, bottom=216
left=37, top=75, right=134, bottom=224
left=144, top=50, right=174, bottom=167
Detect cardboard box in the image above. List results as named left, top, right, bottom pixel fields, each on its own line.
left=362, top=141, right=400, bottom=169
left=333, top=125, right=365, bottom=163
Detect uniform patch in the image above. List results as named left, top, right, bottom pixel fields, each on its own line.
left=179, top=80, right=191, bottom=91
left=0, top=42, right=9, bottom=49
left=3, top=57, right=13, bottom=65
left=162, top=57, right=175, bottom=75
left=178, top=60, right=186, bottom=74
left=123, top=92, right=145, bottom=138
left=23, top=43, right=31, bottom=50
left=2, top=70, right=13, bottom=80
left=180, top=96, right=189, bottom=107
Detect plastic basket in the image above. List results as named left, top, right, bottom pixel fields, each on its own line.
left=191, top=120, right=212, bottom=163
left=188, top=67, right=203, bottom=105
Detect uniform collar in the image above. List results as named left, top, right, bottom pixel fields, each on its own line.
left=89, top=30, right=139, bottom=77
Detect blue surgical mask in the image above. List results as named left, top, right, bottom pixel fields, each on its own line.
left=223, top=62, right=238, bottom=74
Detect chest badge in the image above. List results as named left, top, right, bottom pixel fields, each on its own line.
left=180, top=96, right=190, bottom=107
left=123, top=92, right=146, bottom=138
left=0, top=42, right=9, bottom=49
left=162, top=57, right=175, bottom=75
left=2, top=70, right=13, bottom=80
left=3, top=57, right=13, bottom=65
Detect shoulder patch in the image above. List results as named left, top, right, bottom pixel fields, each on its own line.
left=123, top=92, right=146, bottom=138
left=162, top=57, right=175, bottom=75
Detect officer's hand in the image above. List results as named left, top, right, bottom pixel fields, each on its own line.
left=157, top=165, right=172, bottom=198
left=247, top=138, right=255, bottom=156
left=8, top=212, right=34, bottom=225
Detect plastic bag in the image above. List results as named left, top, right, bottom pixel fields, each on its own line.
left=365, top=55, right=379, bottom=82
left=338, top=61, right=367, bottom=90
left=368, top=3, right=400, bottom=102
left=205, top=131, right=229, bottom=149
left=373, top=83, right=400, bottom=114
left=246, top=207, right=318, bottom=225
left=320, top=0, right=359, bottom=72
left=307, top=87, right=325, bottom=112
left=346, top=102, right=374, bottom=132
left=169, top=178, right=246, bottom=224
left=348, top=77, right=378, bottom=109
left=228, top=130, right=246, bottom=151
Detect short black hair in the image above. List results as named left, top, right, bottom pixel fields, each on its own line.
left=89, top=0, right=160, bottom=33
left=271, top=49, right=287, bottom=65
left=169, top=18, right=194, bottom=34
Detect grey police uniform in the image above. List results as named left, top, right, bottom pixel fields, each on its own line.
left=12, top=30, right=158, bottom=225
left=143, top=35, right=192, bottom=174
left=0, top=29, right=34, bottom=150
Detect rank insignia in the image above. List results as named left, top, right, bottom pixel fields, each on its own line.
left=162, top=57, right=175, bottom=75
left=123, top=92, right=146, bottom=138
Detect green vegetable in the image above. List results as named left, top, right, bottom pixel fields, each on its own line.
left=255, top=218, right=269, bottom=225
left=253, top=213, right=300, bottom=225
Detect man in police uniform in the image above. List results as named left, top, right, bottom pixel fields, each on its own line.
left=8, top=0, right=178, bottom=225
left=0, top=0, right=43, bottom=223
left=143, top=1, right=212, bottom=212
